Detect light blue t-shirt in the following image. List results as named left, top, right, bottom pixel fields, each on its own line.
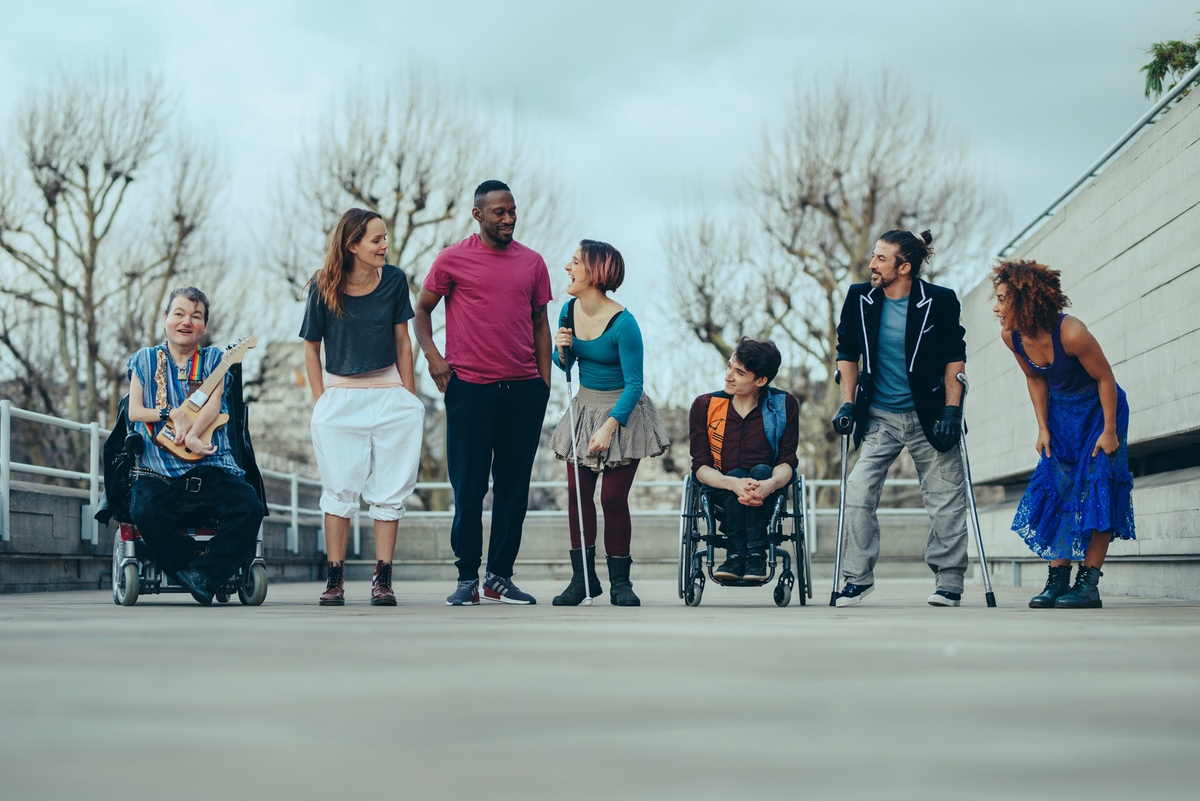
left=871, top=296, right=914, bottom=413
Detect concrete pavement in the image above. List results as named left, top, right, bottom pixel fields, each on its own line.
left=1, top=578, right=1198, bottom=801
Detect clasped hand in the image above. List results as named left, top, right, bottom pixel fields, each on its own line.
left=169, top=408, right=216, bottom=456
left=731, top=476, right=772, bottom=507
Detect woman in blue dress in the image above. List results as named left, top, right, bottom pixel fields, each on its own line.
left=992, top=260, right=1135, bottom=608
left=548, top=240, right=670, bottom=606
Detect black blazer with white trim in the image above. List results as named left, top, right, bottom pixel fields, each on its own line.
left=834, top=279, right=967, bottom=452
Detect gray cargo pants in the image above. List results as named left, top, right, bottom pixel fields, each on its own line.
left=842, top=409, right=969, bottom=593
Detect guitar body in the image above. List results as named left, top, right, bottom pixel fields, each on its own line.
left=152, top=336, right=255, bottom=463
left=155, top=412, right=230, bottom=462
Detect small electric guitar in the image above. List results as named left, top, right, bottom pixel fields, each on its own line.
left=155, top=336, right=256, bottom=462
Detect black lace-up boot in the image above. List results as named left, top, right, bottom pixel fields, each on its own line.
left=1055, top=565, right=1104, bottom=609
left=1029, top=564, right=1073, bottom=608
left=371, top=561, right=396, bottom=606
left=319, top=561, right=345, bottom=606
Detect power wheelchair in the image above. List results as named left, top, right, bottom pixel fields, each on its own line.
left=96, top=365, right=269, bottom=606
left=677, top=473, right=813, bottom=607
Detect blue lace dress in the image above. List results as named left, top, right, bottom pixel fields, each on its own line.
left=1010, top=315, right=1135, bottom=560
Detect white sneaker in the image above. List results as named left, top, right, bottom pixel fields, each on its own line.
left=834, top=583, right=874, bottom=607
left=928, top=590, right=962, bottom=607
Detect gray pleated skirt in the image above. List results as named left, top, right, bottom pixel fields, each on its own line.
left=549, top=386, right=671, bottom=473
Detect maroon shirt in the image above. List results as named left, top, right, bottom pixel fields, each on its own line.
left=689, top=391, right=800, bottom=475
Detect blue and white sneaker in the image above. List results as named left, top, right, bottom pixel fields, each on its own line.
left=483, top=572, right=537, bottom=605
left=446, top=579, right=480, bottom=606
left=928, top=590, right=962, bottom=607
left=834, top=582, right=874, bottom=607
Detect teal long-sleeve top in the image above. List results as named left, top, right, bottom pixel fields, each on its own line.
left=551, top=303, right=644, bottom=427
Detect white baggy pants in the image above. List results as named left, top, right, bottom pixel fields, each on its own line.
left=310, top=385, right=425, bottom=521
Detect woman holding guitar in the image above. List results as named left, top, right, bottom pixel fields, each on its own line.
left=300, top=208, right=425, bottom=607
left=125, top=287, right=265, bottom=604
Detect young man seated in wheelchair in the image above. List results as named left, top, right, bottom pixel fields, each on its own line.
left=688, top=338, right=800, bottom=582
left=123, top=287, right=265, bottom=605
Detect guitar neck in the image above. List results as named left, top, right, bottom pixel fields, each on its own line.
left=183, top=355, right=234, bottom=413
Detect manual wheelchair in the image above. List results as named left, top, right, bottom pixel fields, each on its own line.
left=677, top=473, right=813, bottom=607
left=98, top=366, right=269, bottom=607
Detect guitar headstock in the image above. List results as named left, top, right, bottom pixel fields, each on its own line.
left=221, top=336, right=257, bottom=364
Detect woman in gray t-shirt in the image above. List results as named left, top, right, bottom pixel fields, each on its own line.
left=299, top=208, right=425, bottom=607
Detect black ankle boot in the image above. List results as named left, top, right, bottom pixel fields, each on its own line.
left=607, top=555, right=641, bottom=606
left=1029, top=564, right=1073, bottom=608
left=1055, top=565, right=1104, bottom=608
left=553, top=546, right=603, bottom=606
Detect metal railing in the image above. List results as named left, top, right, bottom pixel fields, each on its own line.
left=999, top=61, right=1200, bottom=257
left=1, top=401, right=923, bottom=554
left=1, top=400, right=104, bottom=544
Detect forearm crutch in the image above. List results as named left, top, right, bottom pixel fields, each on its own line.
left=956, top=372, right=997, bottom=608
left=829, top=432, right=851, bottom=607
left=563, top=347, right=593, bottom=606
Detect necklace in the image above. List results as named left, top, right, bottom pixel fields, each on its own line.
left=169, top=350, right=202, bottom=382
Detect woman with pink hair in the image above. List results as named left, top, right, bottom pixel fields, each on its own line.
left=548, top=240, right=669, bottom=606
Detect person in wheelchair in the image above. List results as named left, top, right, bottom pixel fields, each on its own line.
left=122, top=287, right=266, bottom=605
left=689, top=338, right=799, bottom=582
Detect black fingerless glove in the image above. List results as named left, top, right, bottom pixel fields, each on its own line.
left=831, top=402, right=856, bottom=436
left=931, top=405, right=962, bottom=449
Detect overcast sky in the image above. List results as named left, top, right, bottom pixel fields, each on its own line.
left=1, top=0, right=1196, bottom=398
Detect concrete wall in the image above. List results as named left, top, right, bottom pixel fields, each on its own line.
left=0, top=481, right=325, bottom=594
left=2, top=479, right=937, bottom=592
left=961, top=88, right=1200, bottom=599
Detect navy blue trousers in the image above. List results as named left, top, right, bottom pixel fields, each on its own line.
left=704, top=463, right=778, bottom=554
left=444, top=375, right=549, bottom=581
left=130, top=467, right=264, bottom=586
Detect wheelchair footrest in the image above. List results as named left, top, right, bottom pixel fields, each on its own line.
left=710, top=577, right=773, bottom=588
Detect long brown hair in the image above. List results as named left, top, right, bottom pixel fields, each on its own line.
left=311, top=208, right=383, bottom=317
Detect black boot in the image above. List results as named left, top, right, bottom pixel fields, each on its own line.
left=607, top=555, right=641, bottom=606
left=1029, top=564, right=1073, bottom=608
left=553, top=546, right=603, bottom=606
left=1055, top=565, right=1104, bottom=608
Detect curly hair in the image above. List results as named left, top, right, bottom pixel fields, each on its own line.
left=990, top=259, right=1070, bottom=337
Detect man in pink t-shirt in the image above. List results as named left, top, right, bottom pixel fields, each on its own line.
left=415, top=180, right=552, bottom=606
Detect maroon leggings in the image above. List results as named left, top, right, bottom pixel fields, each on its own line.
left=565, top=459, right=640, bottom=556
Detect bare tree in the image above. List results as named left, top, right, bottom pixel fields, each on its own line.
left=269, top=72, right=568, bottom=509
left=0, top=64, right=225, bottom=425
left=272, top=74, right=565, bottom=301
left=664, top=72, right=1007, bottom=481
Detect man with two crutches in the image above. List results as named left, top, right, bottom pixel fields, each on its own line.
left=828, top=229, right=992, bottom=608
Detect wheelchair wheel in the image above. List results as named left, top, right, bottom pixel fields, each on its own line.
left=678, top=476, right=694, bottom=599
left=774, top=571, right=793, bottom=607
left=112, top=531, right=139, bottom=606
left=238, top=563, right=268, bottom=606
left=684, top=570, right=705, bottom=607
